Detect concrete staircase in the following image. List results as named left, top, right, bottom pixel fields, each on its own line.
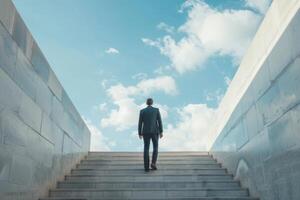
left=40, top=152, right=258, bottom=200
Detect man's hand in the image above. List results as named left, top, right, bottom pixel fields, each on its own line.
left=139, top=134, right=143, bottom=139
left=159, top=134, right=163, bottom=139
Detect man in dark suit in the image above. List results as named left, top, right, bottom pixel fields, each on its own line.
left=138, top=98, right=163, bottom=172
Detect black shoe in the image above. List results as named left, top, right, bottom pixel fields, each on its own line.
left=151, top=163, right=157, bottom=170
left=145, top=168, right=150, bottom=172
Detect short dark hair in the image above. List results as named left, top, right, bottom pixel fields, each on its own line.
left=146, top=98, right=153, bottom=105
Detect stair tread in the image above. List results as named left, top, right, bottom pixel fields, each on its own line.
left=76, top=168, right=222, bottom=170
left=41, top=152, right=256, bottom=199
left=66, top=174, right=233, bottom=177
left=73, top=168, right=224, bottom=171
left=81, top=161, right=217, bottom=163
left=59, top=180, right=239, bottom=183
left=51, top=188, right=247, bottom=191
left=42, top=197, right=258, bottom=200
left=84, top=159, right=216, bottom=161
left=78, top=163, right=219, bottom=165
left=88, top=151, right=210, bottom=155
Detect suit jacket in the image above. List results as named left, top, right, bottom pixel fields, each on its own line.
left=138, top=106, right=163, bottom=135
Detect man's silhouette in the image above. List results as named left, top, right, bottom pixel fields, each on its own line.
left=138, top=98, right=163, bottom=172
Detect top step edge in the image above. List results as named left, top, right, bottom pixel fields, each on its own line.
left=50, top=188, right=248, bottom=192
left=89, top=151, right=209, bottom=153
left=41, top=198, right=258, bottom=200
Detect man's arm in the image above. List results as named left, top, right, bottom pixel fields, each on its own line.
left=138, top=110, right=143, bottom=136
left=157, top=109, right=163, bottom=136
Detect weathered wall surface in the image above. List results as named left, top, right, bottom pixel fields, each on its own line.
left=210, top=0, right=300, bottom=200
left=0, top=1, right=91, bottom=199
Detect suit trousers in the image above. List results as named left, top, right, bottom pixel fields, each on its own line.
left=143, top=133, right=159, bottom=169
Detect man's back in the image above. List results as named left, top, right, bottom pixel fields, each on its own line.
left=138, top=106, right=163, bottom=135
left=138, top=98, right=163, bottom=172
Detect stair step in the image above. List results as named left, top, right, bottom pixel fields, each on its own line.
left=88, top=151, right=210, bottom=156
left=65, top=174, right=234, bottom=181
left=76, top=164, right=221, bottom=170
left=81, top=160, right=217, bottom=165
left=71, top=169, right=227, bottom=176
left=41, top=197, right=259, bottom=200
left=85, top=155, right=212, bottom=159
left=41, top=152, right=256, bottom=199
left=57, top=180, right=240, bottom=189
left=49, top=188, right=249, bottom=198
left=85, top=157, right=216, bottom=163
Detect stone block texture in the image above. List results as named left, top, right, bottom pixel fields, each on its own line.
left=0, top=1, right=91, bottom=200
left=210, top=1, right=300, bottom=200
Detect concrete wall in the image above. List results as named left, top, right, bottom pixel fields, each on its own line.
left=0, top=0, right=91, bottom=199
left=210, top=0, right=300, bottom=200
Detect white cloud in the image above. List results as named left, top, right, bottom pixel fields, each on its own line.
left=143, top=0, right=264, bottom=74
left=132, top=73, right=148, bottom=80
left=154, top=65, right=172, bottom=75
left=99, top=103, right=107, bottom=111
left=101, top=97, right=169, bottom=131
left=144, top=36, right=211, bottom=74
left=157, top=22, right=175, bottom=34
left=100, top=76, right=174, bottom=130
left=101, top=78, right=118, bottom=89
left=180, top=5, right=261, bottom=59
left=224, top=76, right=231, bottom=86
left=245, top=0, right=272, bottom=14
left=160, top=104, right=217, bottom=151
left=83, top=118, right=111, bottom=151
left=105, top=47, right=119, bottom=54
left=155, top=104, right=169, bottom=119
left=95, top=103, right=107, bottom=111
left=205, top=89, right=224, bottom=103
left=107, top=76, right=178, bottom=100
left=137, top=76, right=178, bottom=95
left=142, top=38, right=160, bottom=47
left=101, top=79, right=108, bottom=89
left=101, top=97, right=140, bottom=130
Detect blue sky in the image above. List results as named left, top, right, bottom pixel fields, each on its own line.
left=13, top=0, right=271, bottom=151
